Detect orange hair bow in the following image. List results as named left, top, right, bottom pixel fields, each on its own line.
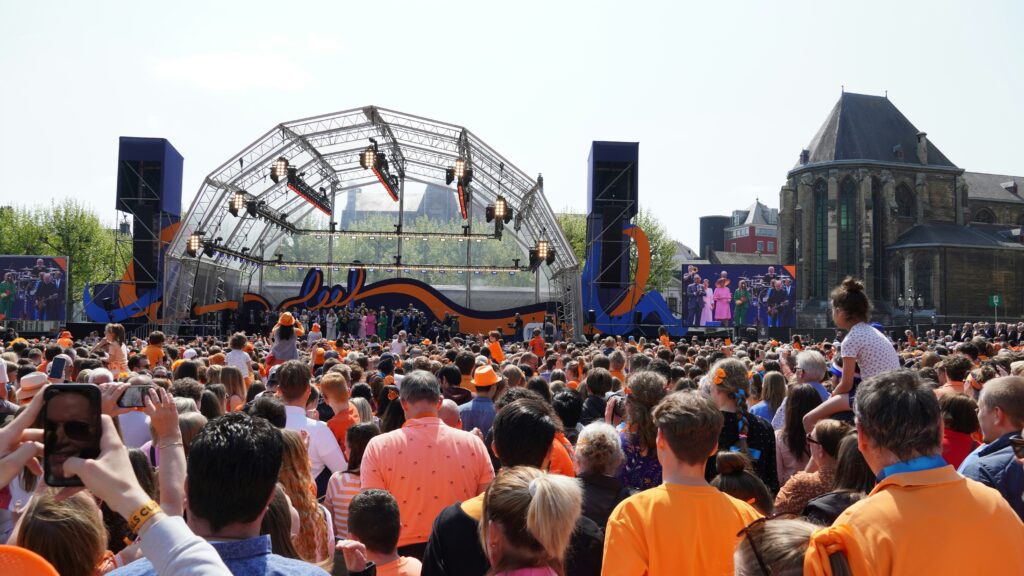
left=623, top=386, right=632, bottom=396
left=387, top=389, right=398, bottom=401
left=713, top=368, right=726, bottom=385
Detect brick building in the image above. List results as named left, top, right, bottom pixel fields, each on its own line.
left=779, top=92, right=1024, bottom=325
left=724, top=201, right=779, bottom=255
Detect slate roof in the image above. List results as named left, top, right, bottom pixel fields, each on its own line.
left=709, top=251, right=781, bottom=265
left=963, top=172, right=1024, bottom=204
left=798, top=93, right=957, bottom=169
left=887, top=223, right=1024, bottom=251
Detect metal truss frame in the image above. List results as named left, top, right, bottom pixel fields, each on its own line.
left=165, top=106, right=580, bottom=336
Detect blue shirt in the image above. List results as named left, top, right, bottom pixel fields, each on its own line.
left=110, top=534, right=328, bottom=576
left=458, top=396, right=496, bottom=434
left=959, top=432, right=1024, bottom=521
left=750, top=401, right=777, bottom=423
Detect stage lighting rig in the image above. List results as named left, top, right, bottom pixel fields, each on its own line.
left=528, top=239, right=556, bottom=271
left=446, top=158, right=473, bottom=220
left=270, top=157, right=289, bottom=184
left=228, top=190, right=248, bottom=217
left=286, top=167, right=333, bottom=215
left=186, top=232, right=204, bottom=257
left=486, top=195, right=513, bottom=239
left=359, top=139, right=400, bottom=201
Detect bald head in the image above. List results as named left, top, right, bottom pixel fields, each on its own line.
left=438, top=399, right=461, bottom=429
left=980, top=376, right=1024, bottom=431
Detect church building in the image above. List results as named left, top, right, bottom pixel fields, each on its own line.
left=778, top=92, right=1024, bottom=324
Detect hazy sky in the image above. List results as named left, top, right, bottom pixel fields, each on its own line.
left=1, top=1, right=1021, bottom=251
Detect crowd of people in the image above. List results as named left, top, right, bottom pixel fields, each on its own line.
left=0, top=276, right=1022, bottom=574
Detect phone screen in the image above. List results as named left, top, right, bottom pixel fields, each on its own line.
left=44, top=384, right=101, bottom=487
left=48, top=356, right=68, bottom=380
left=117, top=385, right=153, bottom=409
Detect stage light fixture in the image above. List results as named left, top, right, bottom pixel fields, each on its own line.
left=454, top=158, right=466, bottom=180
left=246, top=200, right=259, bottom=217
left=229, top=191, right=246, bottom=217
left=186, top=232, right=203, bottom=257
left=537, top=240, right=550, bottom=261
left=486, top=196, right=513, bottom=224
left=360, top=147, right=376, bottom=170
left=446, top=158, right=474, bottom=220
left=270, top=157, right=289, bottom=183
left=528, top=239, right=556, bottom=270
left=359, top=139, right=399, bottom=202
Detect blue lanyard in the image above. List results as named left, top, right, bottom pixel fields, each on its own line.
left=876, top=455, right=947, bottom=482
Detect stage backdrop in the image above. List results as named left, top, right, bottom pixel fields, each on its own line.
left=0, top=256, right=69, bottom=322
left=680, top=264, right=796, bottom=328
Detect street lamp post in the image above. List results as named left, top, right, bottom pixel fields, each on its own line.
left=897, top=287, right=925, bottom=332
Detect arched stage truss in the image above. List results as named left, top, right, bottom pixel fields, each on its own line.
left=164, top=106, right=582, bottom=336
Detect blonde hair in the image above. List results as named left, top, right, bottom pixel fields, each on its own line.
left=320, top=371, right=350, bottom=403
left=205, top=364, right=223, bottom=384
left=17, top=491, right=107, bottom=576
left=480, top=467, right=582, bottom=575
left=351, top=397, right=373, bottom=424
left=220, top=366, right=245, bottom=402
left=279, top=430, right=330, bottom=563
left=575, top=422, right=624, bottom=476
left=178, top=412, right=209, bottom=457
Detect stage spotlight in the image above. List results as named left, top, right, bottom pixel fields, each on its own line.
left=246, top=200, right=259, bottom=217
left=186, top=232, right=203, bottom=257
left=486, top=196, right=513, bottom=224
left=537, top=240, right=550, bottom=261
left=360, top=147, right=376, bottom=170
left=270, top=157, right=289, bottom=184
left=229, top=191, right=246, bottom=217
left=529, top=239, right=555, bottom=270
left=454, top=158, right=466, bottom=180
left=447, top=158, right=473, bottom=220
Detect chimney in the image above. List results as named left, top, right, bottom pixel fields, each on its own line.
left=799, top=149, right=810, bottom=165
left=916, top=132, right=928, bottom=165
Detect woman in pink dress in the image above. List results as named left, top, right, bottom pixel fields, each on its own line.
left=700, top=278, right=714, bottom=325
left=362, top=308, right=376, bottom=340
left=713, top=277, right=732, bottom=322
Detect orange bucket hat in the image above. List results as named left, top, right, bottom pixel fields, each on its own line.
left=278, top=312, right=295, bottom=326
left=471, top=365, right=502, bottom=388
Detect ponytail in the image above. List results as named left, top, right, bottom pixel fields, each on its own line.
left=710, top=358, right=755, bottom=459
left=526, top=474, right=582, bottom=564
left=481, top=467, right=582, bottom=575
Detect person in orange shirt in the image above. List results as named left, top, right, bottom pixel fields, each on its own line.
left=361, top=370, right=494, bottom=557
left=834, top=369, right=1024, bottom=575
left=609, top=350, right=628, bottom=386
left=528, top=328, right=546, bottom=358
left=935, top=355, right=971, bottom=397
left=603, top=390, right=762, bottom=575
left=142, top=330, right=166, bottom=369
left=322, top=371, right=360, bottom=454
left=338, top=489, right=422, bottom=576
left=56, top=330, right=73, bottom=349
left=486, top=330, right=505, bottom=364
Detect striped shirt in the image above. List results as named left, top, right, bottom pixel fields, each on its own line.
left=324, top=471, right=361, bottom=539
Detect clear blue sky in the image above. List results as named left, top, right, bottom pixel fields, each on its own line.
left=1, top=1, right=1021, bottom=251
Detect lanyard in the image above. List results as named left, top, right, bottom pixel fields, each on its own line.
left=876, top=455, right=947, bottom=482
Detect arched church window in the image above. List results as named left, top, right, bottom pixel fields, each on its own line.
left=973, top=208, right=995, bottom=224
left=838, top=177, right=858, bottom=278
left=813, top=179, right=828, bottom=298
left=895, top=183, right=915, bottom=218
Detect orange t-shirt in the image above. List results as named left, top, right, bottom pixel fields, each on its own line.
left=547, top=434, right=575, bottom=477
left=57, top=337, right=73, bottom=348
left=603, top=483, right=762, bottom=575
left=610, top=369, right=627, bottom=386
left=360, top=417, right=494, bottom=547
left=376, top=556, right=422, bottom=576
left=488, top=340, right=506, bottom=364
left=836, top=465, right=1024, bottom=575
left=529, top=336, right=546, bottom=357
left=143, top=344, right=165, bottom=368
left=659, top=334, right=670, bottom=348
left=326, top=404, right=361, bottom=455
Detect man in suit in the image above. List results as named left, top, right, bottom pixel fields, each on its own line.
left=782, top=277, right=797, bottom=327
left=685, top=275, right=705, bottom=327
left=33, top=273, right=59, bottom=321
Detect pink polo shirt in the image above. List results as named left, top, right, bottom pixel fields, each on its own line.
left=361, top=416, right=495, bottom=547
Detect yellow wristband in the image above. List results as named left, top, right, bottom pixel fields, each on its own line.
left=127, top=500, right=162, bottom=534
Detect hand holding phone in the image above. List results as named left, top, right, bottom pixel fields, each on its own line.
left=48, top=355, right=69, bottom=381
left=43, top=384, right=102, bottom=487
left=117, top=385, right=154, bottom=409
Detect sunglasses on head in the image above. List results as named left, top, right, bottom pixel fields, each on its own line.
left=737, top=514, right=799, bottom=575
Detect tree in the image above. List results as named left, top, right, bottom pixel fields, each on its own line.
left=555, top=208, right=677, bottom=293
left=0, top=202, right=124, bottom=317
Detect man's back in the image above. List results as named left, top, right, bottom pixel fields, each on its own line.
left=836, top=465, right=1024, bottom=575
left=361, top=417, right=494, bottom=547
left=111, top=534, right=327, bottom=576
left=603, top=483, right=761, bottom=575
left=959, top=435, right=1024, bottom=521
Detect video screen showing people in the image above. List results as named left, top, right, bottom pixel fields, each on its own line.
left=682, top=264, right=797, bottom=328
left=0, top=256, right=69, bottom=322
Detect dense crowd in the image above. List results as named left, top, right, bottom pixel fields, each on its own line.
left=0, top=276, right=1022, bottom=575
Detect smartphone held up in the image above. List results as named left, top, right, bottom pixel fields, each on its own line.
left=43, top=384, right=102, bottom=487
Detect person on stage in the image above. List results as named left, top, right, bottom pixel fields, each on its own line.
left=685, top=274, right=705, bottom=327
left=33, top=272, right=59, bottom=321
left=363, top=307, right=376, bottom=341
left=0, top=271, right=16, bottom=321
left=732, top=280, right=750, bottom=327
left=377, top=306, right=389, bottom=340
left=713, top=277, right=732, bottom=325
left=326, top=309, right=338, bottom=341
left=700, top=278, right=714, bottom=326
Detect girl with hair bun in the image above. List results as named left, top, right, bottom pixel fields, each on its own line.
left=480, top=466, right=583, bottom=576
left=803, top=277, right=901, bottom=432
left=706, top=358, right=779, bottom=492
left=710, top=451, right=774, bottom=515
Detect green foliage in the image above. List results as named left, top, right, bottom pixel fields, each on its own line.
left=263, top=213, right=535, bottom=288
left=0, top=202, right=125, bottom=314
left=555, top=208, right=677, bottom=293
